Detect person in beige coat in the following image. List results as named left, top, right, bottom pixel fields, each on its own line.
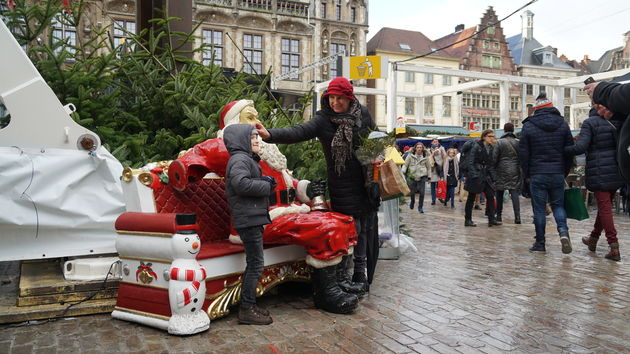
left=402, top=143, right=432, bottom=213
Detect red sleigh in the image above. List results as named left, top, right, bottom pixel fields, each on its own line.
left=111, top=167, right=309, bottom=328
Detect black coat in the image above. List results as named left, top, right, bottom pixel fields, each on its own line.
left=266, top=98, right=376, bottom=216
left=493, top=133, right=521, bottom=190
left=464, top=140, right=495, bottom=194
left=224, top=124, right=273, bottom=229
left=519, top=107, right=574, bottom=178
left=593, top=82, right=630, bottom=182
left=565, top=110, right=625, bottom=191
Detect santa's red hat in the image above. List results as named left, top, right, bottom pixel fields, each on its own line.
left=219, top=99, right=253, bottom=129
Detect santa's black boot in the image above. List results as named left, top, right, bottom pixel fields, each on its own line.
left=336, top=255, right=366, bottom=296
left=312, top=265, right=359, bottom=314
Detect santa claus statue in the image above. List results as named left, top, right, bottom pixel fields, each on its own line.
left=168, top=99, right=363, bottom=314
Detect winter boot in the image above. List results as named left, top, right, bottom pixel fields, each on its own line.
left=312, top=265, right=359, bottom=314
left=582, top=235, right=599, bottom=252
left=605, top=243, right=621, bottom=262
left=465, top=219, right=477, bottom=227
left=495, top=214, right=502, bottom=222
left=529, top=242, right=546, bottom=252
left=351, top=270, right=369, bottom=293
left=559, top=231, right=572, bottom=254
left=409, top=199, right=414, bottom=210
left=238, top=304, right=273, bottom=325
left=335, top=255, right=366, bottom=295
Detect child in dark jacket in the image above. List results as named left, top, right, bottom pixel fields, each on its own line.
left=223, top=124, right=276, bottom=325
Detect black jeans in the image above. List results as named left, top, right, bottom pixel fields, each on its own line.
left=352, top=213, right=368, bottom=275
left=409, top=176, right=427, bottom=209
left=236, top=226, right=264, bottom=306
left=496, top=189, right=520, bottom=218
left=465, top=184, right=495, bottom=222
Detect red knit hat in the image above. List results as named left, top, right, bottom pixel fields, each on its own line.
left=403, top=146, right=410, bottom=152
left=323, top=77, right=356, bottom=101
left=219, top=99, right=253, bottom=129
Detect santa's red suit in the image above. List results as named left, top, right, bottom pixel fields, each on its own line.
left=168, top=132, right=357, bottom=266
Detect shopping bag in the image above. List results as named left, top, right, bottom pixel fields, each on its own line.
left=378, top=160, right=410, bottom=201
left=436, top=180, right=447, bottom=199
left=564, top=188, right=589, bottom=221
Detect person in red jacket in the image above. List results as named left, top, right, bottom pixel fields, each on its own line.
left=168, top=99, right=363, bottom=314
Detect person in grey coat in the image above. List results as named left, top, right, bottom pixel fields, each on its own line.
left=493, top=122, right=522, bottom=224
left=224, top=124, right=275, bottom=325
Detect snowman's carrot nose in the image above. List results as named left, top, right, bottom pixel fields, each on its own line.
left=192, top=242, right=199, bottom=249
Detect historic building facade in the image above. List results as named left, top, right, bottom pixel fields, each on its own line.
left=507, top=10, right=586, bottom=127
left=435, top=7, right=521, bottom=130
left=366, top=27, right=461, bottom=129
left=2, top=0, right=368, bottom=106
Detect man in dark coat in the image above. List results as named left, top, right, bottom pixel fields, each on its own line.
left=493, top=122, right=522, bottom=224
left=565, top=108, right=625, bottom=261
left=519, top=93, right=574, bottom=254
left=585, top=81, right=630, bottom=182
left=255, top=77, right=376, bottom=290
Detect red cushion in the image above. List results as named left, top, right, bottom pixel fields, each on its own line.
left=115, top=212, right=179, bottom=234
left=195, top=240, right=286, bottom=260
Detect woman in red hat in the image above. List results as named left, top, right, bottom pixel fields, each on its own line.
left=255, top=77, right=376, bottom=292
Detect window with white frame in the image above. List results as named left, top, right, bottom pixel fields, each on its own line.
left=113, top=20, right=136, bottom=52
left=405, top=71, right=414, bottom=83
left=510, top=96, right=519, bottom=110
left=424, top=73, right=433, bottom=84
left=481, top=54, right=500, bottom=69
left=330, top=42, right=346, bottom=78
left=281, top=38, right=300, bottom=80
left=539, top=85, right=546, bottom=94
left=335, top=0, right=341, bottom=20
left=405, top=97, right=415, bottom=115
left=491, top=95, right=499, bottom=109
left=442, top=75, right=451, bottom=86
left=51, top=15, right=76, bottom=56
left=526, top=84, right=533, bottom=95
left=202, top=29, right=223, bottom=66
left=424, top=97, right=433, bottom=116
left=442, top=96, right=451, bottom=117
left=321, top=2, right=326, bottom=18
left=243, top=34, right=263, bottom=74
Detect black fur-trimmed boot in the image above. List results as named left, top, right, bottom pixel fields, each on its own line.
left=336, top=255, right=366, bottom=295
left=312, top=265, right=359, bottom=314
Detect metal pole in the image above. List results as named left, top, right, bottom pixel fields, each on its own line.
left=386, top=61, right=397, bottom=132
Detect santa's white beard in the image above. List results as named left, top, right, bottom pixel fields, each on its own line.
left=259, top=141, right=287, bottom=172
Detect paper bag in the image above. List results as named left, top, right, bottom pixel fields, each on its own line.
left=378, top=160, right=410, bottom=201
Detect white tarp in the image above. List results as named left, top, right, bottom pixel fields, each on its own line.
left=0, top=146, right=125, bottom=261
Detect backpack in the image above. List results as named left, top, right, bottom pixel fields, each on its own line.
left=459, top=140, right=475, bottom=176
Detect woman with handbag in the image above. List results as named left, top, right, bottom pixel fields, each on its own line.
left=429, top=139, right=447, bottom=205
left=464, top=130, right=500, bottom=227
left=402, top=142, right=431, bottom=213
left=442, top=148, right=460, bottom=208
left=564, top=107, right=625, bottom=261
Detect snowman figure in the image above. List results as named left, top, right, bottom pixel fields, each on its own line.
left=167, top=214, right=210, bottom=335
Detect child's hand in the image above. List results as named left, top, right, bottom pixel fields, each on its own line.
left=261, top=175, right=277, bottom=190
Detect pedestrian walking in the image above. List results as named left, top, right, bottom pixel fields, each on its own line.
left=565, top=107, right=625, bottom=261
left=463, top=130, right=500, bottom=227
left=493, top=122, right=522, bottom=224
left=443, top=148, right=459, bottom=208
left=519, top=93, right=574, bottom=254
left=402, top=142, right=431, bottom=213
left=428, top=139, right=447, bottom=205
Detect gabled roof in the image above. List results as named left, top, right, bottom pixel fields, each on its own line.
left=434, top=26, right=477, bottom=58
left=588, top=47, right=623, bottom=73
left=367, top=27, right=455, bottom=58
left=507, top=33, right=574, bottom=69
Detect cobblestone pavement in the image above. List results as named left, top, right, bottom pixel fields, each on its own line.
left=2, top=195, right=630, bottom=353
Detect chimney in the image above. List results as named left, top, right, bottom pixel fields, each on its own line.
left=552, top=47, right=557, bottom=55
left=455, top=24, right=464, bottom=32
left=583, top=54, right=590, bottom=62
left=520, top=10, right=534, bottom=39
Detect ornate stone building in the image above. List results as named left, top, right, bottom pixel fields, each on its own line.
left=435, top=6, right=521, bottom=130
left=2, top=0, right=369, bottom=108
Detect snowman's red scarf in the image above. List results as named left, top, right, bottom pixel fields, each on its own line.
left=177, top=281, right=202, bottom=307
left=170, top=267, right=206, bottom=282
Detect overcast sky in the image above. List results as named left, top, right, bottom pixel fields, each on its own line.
left=368, top=0, right=630, bottom=61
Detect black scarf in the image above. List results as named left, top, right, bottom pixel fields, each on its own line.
left=329, top=100, right=362, bottom=175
